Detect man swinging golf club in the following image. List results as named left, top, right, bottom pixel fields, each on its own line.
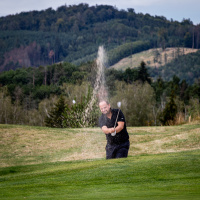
left=99, top=100, right=130, bottom=159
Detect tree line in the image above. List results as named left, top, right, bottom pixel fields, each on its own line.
left=0, top=60, right=200, bottom=127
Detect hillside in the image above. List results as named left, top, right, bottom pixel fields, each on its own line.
left=0, top=4, right=199, bottom=71
left=110, top=47, right=200, bottom=84
left=0, top=123, right=200, bottom=167
left=110, top=47, right=198, bottom=70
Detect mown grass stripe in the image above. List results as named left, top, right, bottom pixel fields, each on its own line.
left=0, top=150, right=200, bottom=199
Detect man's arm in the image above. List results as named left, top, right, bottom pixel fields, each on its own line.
left=115, top=121, right=124, bottom=133
left=101, top=126, right=115, bottom=134
left=101, top=121, right=124, bottom=134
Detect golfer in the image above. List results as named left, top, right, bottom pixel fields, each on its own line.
left=99, top=100, right=130, bottom=159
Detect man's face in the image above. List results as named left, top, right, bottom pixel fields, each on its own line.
left=99, top=101, right=110, bottom=115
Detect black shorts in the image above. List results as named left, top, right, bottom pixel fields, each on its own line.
left=106, top=140, right=130, bottom=159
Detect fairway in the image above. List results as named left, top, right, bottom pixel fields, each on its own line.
left=0, top=151, right=200, bottom=199
left=0, top=124, right=200, bottom=199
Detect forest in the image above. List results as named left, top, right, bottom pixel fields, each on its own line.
left=148, top=50, right=200, bottom=84
left=0, top=3, right=200, bottom=72
left=1, top=58, right=200, bottom=127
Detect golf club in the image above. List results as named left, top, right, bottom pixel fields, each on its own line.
left=111, top=101, right=121, bottom=136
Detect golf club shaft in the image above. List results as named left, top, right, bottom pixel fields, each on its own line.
left=114, top=109, right=120, bottom=129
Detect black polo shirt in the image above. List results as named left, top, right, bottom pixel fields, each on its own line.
left=99, top=108, right=129, bottom=145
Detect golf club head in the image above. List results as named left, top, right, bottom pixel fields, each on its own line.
left=117, top=101, right=121, bottom=108
left=111, top=130, right=116, bottom=136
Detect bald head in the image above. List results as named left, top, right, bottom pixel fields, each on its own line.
left=99, top=100, right=111, bottom=115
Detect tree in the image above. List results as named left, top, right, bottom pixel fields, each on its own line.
left=159, top=91, right=177, bottom=125
left=184, top=32, right=192, bottom=48
left=45, top=95, right=66, bottom=128
left=110, top=81, right=156, bottom=126
left=62, top=99, right=86, bottom=128
left=152, top=76, right=166, bottom=102
left=187, top=98, right=200, bottom=120
left=44, top=85, right=99, bottom=128
left=122, top=68, right=137, bottom=84
left=136, top=61, right=151, bottom=84
left=158, top=28, right=167, bottom=50
left=49, top=50, right=55, bottom=64
left=180, top=79, right=188, bottom=102
left=62, top=86, right=99, bottom=128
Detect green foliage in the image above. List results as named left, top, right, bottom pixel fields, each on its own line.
left=45, top=86, right=99, bottom=128
left=0, top=4, right=199, bottom=70
left=62, top=100, right=84, bottom=128
left=159, top=91, right=178, bottom=125
left=0, top=62, right=83, bottom=103
left=62, top=97, right=92, bottom=128
left=0, top=87, right=45, bottom=126
left=151, top=76, right=166, bottom=102
left=62, top=86, right=99, bottom=128
left=110, top=81, right=156, bottom=126
left=187, top=98, right=200, bottom=120
left=184, top=32, right=193, bottom=48
left=1, top=58, right=200, bottom=127
left=108, top=41, right=151, bottom=66
left=45, top=95, right=66, bottom=128
left=32, top=85, right=61, bottom=100
left=149, top=50, right=200, bottom=84
left=121, top=67, right=138, bottom=84
left=136, top=61, right=151, bottom=84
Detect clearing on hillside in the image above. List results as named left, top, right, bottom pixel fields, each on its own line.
left=110, top=47, right=198, bottom=70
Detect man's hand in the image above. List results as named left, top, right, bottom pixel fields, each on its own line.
left=109, top=128, right=115, bottom=134
left=101, top=122, right=124, bottom=135
left=101, top=126, right=115, bottom=134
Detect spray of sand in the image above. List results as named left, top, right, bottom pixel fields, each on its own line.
left=82, top=46, right=108, bottom=127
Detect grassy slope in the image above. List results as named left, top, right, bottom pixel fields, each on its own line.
left=0, top=123, right=200, bottom=199
left=110, top=47, right=198, bottom=70
left=0, top=151, right=200, bottom=199
left=0, top=123, right=200, bottom=167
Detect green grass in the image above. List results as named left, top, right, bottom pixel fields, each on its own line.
left=1, top=123, right=200, bottom=167
left=0, top=151, right=200, bottom=199
left=0, top=123, right=200, bottom=199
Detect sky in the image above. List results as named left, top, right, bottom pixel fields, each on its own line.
left=0, top=0, right=199, bottom=25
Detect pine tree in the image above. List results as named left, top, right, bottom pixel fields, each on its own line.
left=45, top=95, right=66, bottom=128
left=159, top=91, right=177, bottom=125
left=137, top=61, right=151, bottom=84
